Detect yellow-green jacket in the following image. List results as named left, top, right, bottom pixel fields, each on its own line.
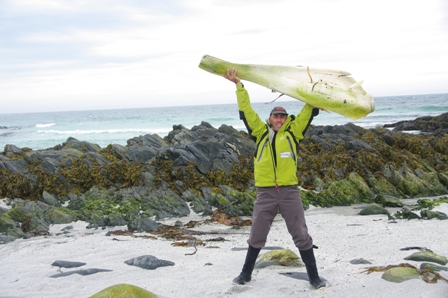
left=236, top=83, right=318, bottom=187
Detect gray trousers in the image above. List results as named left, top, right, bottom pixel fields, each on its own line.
left=247, top=186, right=313, bottom=251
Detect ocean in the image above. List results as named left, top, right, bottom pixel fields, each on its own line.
left=1, top=93, right=447, bottom=151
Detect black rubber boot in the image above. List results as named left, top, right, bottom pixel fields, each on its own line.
left=299, top=247, right=326, bottom=289
left=233, top=245, right=261, bottom=285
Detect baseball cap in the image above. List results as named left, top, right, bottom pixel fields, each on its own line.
left=270, top=106, right=288, bottom=115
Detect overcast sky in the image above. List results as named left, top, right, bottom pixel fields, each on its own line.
left=1, top=0, right=447, bottom=114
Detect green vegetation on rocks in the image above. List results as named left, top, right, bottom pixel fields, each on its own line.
left=1, top=115, right=447, bottom=241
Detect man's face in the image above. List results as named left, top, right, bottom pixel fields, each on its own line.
left=269, top=113, right=287, bottom=131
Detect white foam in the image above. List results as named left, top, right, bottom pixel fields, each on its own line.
left=35, top=123, right=55, bottom=128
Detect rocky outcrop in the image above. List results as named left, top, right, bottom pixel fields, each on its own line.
left=1, top=114, right=448, bottom=241
left=384, top=112, right=448, bottom=135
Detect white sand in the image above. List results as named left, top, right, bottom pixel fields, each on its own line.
left=1, top=199, right=447, bottom=298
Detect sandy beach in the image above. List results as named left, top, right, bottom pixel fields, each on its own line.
left=1, top=198, right=447, bottom=298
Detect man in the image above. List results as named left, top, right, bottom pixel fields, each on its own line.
left=224, top=68, right=325, bottom=289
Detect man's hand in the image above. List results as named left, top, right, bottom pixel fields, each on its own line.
left=223, top=68, right=241, bottom=84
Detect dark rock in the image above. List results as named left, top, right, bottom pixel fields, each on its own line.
left=345, top=139, right=372, bottom=151
left=124, top=255, right=175, bottom=270
left=310, top=135, right=333, bottom=151
left=108, top=144, right=128, bottom=160
left=138, top=172, right=156, bottom=188
left=399, top=207, right=421, bottom=220
left=341, top=122, right=360, bottom=134
left=141, top=188, right=190, bottom=220
left=350, top=258, right=372, bottom=265
left=7, top=201, right=50, bottom=231
left=302, top=172, right=375, bottom=207
left=188, top=140, right=239, bottom=173
left=127, top=216, right=160, bottom=232
left=27, top=148, right=77, bottom=161
left=0, top=155, right=10, bottom=162
left=384, top=112, right=448, bottom=134
left=51, top=260, right=87, bottom=268
left=106, top=213, right=128, bottom=226
left=420, top=209, right=447, bottom=220
left=358, top=204, right=390, bottom=216
left=1, top=159, right=29, bottom=173
left=0, top=234, right=18, bottom=244
left=4, top=144, right=23, bottom=156
left=383, top=134, right=394, bottom=146
left=127, top=133, right=167, bottom=148
left=374, top=194, right=403, bottom=207
left=62, top=137, right=101, bottom=153
left=82, top=152, right=110, bottom=167
left=47, top=207, right=76, bottom=224
left=125, top=145, right=158, bottom=163
left=0, top=205, right=8, bottom=215
left=1, top=114, right=447, bottom=245
left=41, top=158, right=62, bottom=174
left=330, top=125, right=349, bottom=135
left=0, top=199, right=75, bottom=237
left=40, top=191, right=61, bottom=207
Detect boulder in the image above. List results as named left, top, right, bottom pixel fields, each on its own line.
left=358, top=204, right=391, bottom=216
left=421, top=210, right=447, bottom=220
left=374, top=194, right=403, bottom=207
left=62, top=137, right=101, bottom=153
left=127, top=215, right=160, bottom=232
left=124, top=255, right=175, bottom=270
left=399, top=208, right=421, bottom=220
left=4, top=144, right=23, bottom=156
left=90, top=283, right=158, bottom=298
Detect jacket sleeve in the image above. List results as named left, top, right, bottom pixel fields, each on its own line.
left=290, top=103, right=319, bottom=140
left=236, top=83, right=266, bottom=140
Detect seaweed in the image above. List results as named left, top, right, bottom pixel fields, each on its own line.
left=362, top=263, right=448, bottom=284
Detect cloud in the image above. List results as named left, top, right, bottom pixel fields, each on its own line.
left=0, top=0, right=447, bottom=113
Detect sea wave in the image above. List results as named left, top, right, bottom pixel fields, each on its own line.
left=35, top=123, right=56, bottom=128
left=37, top=128, right=172, bottom=135
left=204, top=117, right=236, bottom=122
left=420, top=105, right=448, bottom=112
left=0, top=132, right=14, bottom=137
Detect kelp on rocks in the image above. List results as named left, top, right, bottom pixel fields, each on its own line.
left=1, top=115, right=448, bottom=231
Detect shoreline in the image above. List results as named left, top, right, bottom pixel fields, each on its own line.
left=1, top=197, right=447, bottom=298
left=2, top=95, right=447, bottom=151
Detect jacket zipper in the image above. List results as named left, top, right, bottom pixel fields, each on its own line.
left=268, top=132, right=279, bottom=193
left=257, top=139, right=268, bottom=162
left=286, top=136, right=296, bottom=161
